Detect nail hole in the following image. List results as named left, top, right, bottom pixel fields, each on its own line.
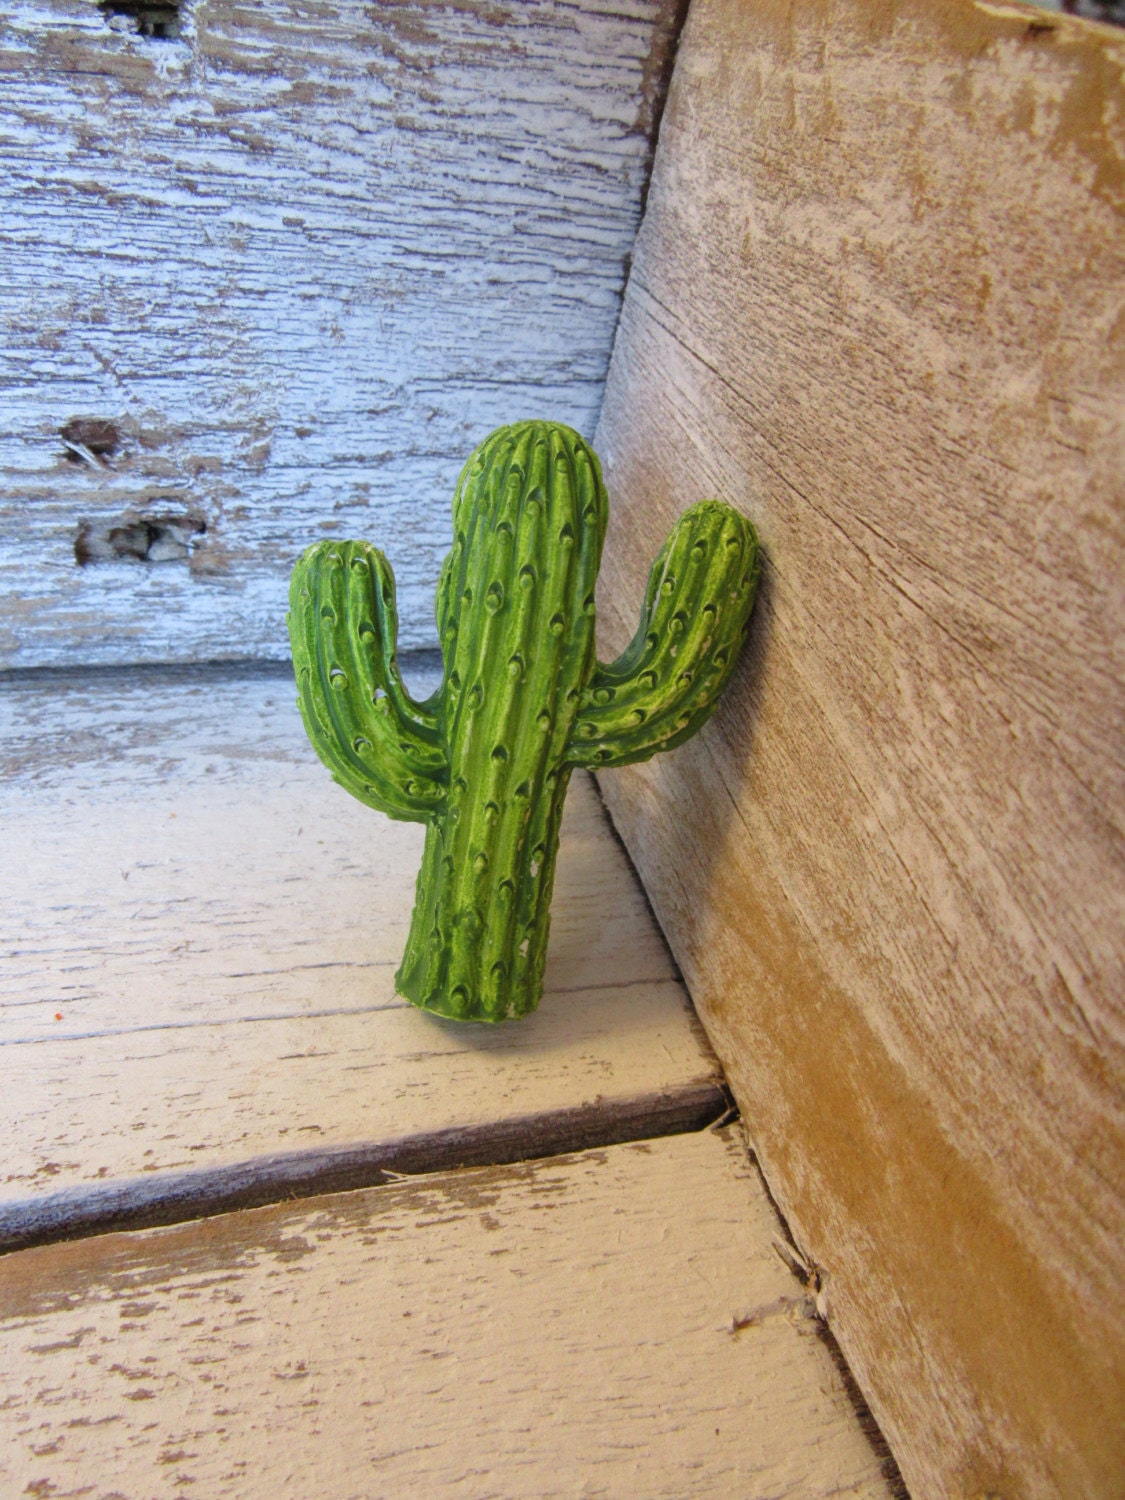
left=60, top=417, right=118, bottom=465
left=74, top=510, right=205, bottom=565
left=99, top=0, right=181, bottom=40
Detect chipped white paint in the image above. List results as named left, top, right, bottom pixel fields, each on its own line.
left=592, top=1, right=1125, bottom=1495
left=0, top=1130, right=898, bottom=1499
left=0, top=665, right=718, bottom=1215
left=0, top=0, right=682, bottom=668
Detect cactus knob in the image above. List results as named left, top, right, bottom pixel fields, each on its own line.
left=288, top=421, right=759, bottom=1022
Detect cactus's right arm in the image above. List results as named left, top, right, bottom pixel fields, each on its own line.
left=288, top=541, right=447, bottom=823
left=566, top=500, right=759, bottom=770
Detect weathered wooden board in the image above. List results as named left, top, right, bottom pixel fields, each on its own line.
left=0, top=1129, right=900, bottom=1499
left=592, top=2, right=1125, bottom=1497
left=0, top=0, right=684, bottom=669
left=0, top=664, right=724, bottom=1247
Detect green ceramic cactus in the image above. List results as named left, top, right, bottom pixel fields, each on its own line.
left=288, top=420, right=759, bottom=1022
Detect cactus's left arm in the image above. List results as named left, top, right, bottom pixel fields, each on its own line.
left=289, top=540, right=447, bottom=822
left=565, top=500, right=760, bottom=770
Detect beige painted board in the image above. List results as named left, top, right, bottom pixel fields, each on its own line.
left=0, top=0, right=684, bottom=669
left=0, top=1129, right=899, bottom=1500
left=0, top=665, right=721, bottom=1240
left=592, top=2, right=1125, bottom=1497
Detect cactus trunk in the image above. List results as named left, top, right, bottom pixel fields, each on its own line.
left=396, top=424, right=602, bottom=1020
left=396, top=767, right=573, bottom=1020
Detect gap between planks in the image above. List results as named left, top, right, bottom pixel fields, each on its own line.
left=0, top=1130, right=903, bottom=1500
left=0, top=1083, right=731, bottom=1257
left=0, top=655, right=426, bottom=692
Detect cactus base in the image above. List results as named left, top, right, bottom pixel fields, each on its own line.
left=394, top=772, right=570, bottom=1023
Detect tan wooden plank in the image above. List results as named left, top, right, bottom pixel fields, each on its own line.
left=0, top=1129, right=899, bottom=1500
left=0, top=0, right=685, bottom=669
left=591, top=2, right=1125, bottom=1497
left=0, top=666, right=721, bottom=1243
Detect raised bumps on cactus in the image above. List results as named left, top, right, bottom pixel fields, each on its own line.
left=288, top=420, right=760, bottom=1023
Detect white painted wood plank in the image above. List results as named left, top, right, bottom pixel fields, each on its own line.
left=0, top=666, right=720, bottom=1236
left=0, top=1129, right=899, bottom=1500
left=592, top=2, right=1125, bottom=1496
left=0, top=0, right=684, bottom=668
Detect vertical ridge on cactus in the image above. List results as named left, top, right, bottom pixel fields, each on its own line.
left=288, top=420, right=760, bottom=1023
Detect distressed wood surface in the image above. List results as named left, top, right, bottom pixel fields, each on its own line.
left=0, top=0, right=684, bottom=669
left=592, top=2, right=1125, bottom=1497
left=0, top=1129, right=900, bottom=1500
left=0, top=663, right=724, bottom=1247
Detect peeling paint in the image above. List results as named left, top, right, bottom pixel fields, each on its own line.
left=0, top=0, right=683, bottom=668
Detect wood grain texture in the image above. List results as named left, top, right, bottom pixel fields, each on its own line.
left=0, top=664, right=723, bottom=1243
left=0, top=1130, right=899, bottom=1500
left=0, top=0, right=685, bottom=669
left=592, top=2, right=1125, bottom=1496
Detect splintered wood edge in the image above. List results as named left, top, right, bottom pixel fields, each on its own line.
left=0, top=1080, right=730, bottom=1255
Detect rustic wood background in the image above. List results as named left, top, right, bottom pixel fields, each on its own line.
left=0, top=0, right=683, bottom=669
left=7, top=0, right=1125, bottom=1494
left=592, top=1, right=1125, bottom=1497
left=0, top=663, right=901, bottom=1498
left=0, top=1132, right=900, bottom=1499
left=0, top=664, right=729, bottom=1251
